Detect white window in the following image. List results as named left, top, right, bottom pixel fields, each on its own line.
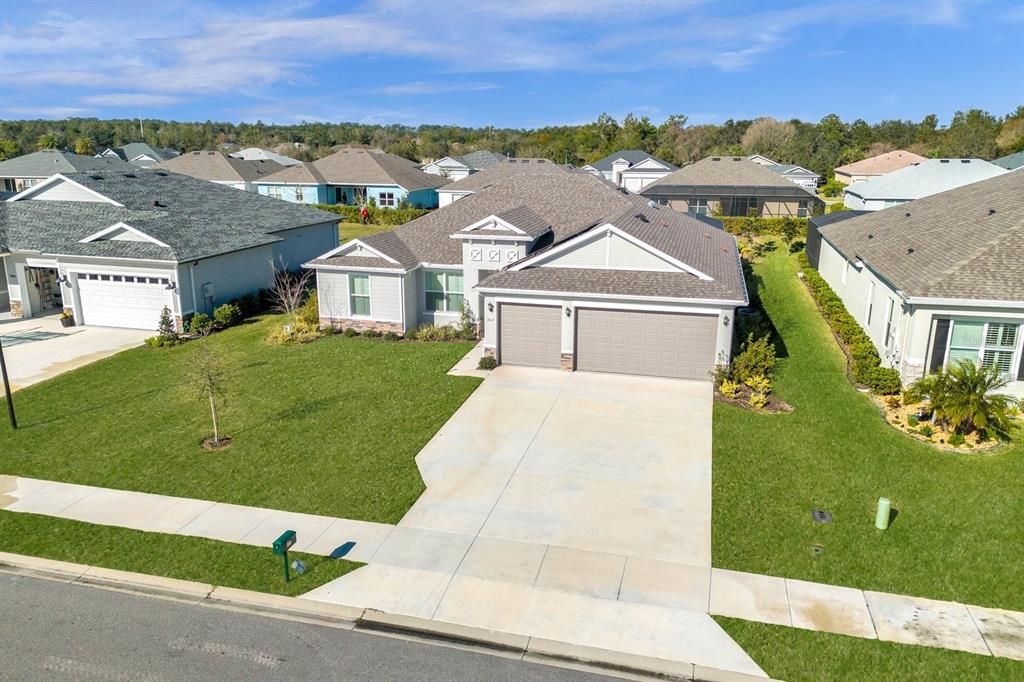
left=378, top=192, right=396, bottom=208
left=424, top=271, right=464, bottom=312
left=267, top=186, right=283, bottom=200
left=884, top=299, right=897, bottom=349
left=797, top=200, right=809, bottom=218
left=294, top=186, right=304, bottom=202
left=349, top=274, right=371, bottom=316
left=688, top=199, right=709, bottom=216
left=946, top=320, right=1020, bottom=376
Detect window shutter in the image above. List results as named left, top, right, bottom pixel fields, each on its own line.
left=929, top=319, right=950, bottom=373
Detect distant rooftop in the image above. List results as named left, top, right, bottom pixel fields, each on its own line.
left=843, top=159, right=1008, bottom=201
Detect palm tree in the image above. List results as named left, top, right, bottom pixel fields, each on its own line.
left=906, top=360, right=1020, bottom=440
left=73, top=137, right=96, bottom=155
left=36, top=132, right=59, bottom=150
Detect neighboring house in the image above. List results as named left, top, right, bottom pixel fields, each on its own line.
left=640, top=156, right=825, bottom=217
left=842, top=159, right=1007, bottom=211
left=746, top=154, right=778, bottom=167
left=0, top=150, right=135, bottom=195
left=229, top=147, right=303, bottom=166
left=581, top=150, right=677, bottom=192
left=305, top=173, right=746, bottom=381
left=0, top=170, right=339, bottom=330
left=153, top=151, right=284, bottom=191
left=992, top=151, right=1024, bottom=171
left=812, top=172, right=1024, bottom=396
left=421, top=150, right=505, bottom=181
left=803, top=210, right=869, bottom=270
left=436, top=158, right=568, bottom=207
left=744, top=155, right=821, bottom=190
left=98, top=143, right=180, bottom=168
left=833, top=150, right=926, bottom=185
left=257, top=148, right=445, bottom=208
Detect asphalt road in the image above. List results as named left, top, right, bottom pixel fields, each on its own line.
left=0, top=573, right=616, bottom=681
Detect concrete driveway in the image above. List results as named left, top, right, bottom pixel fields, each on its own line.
left=401, top=366, right=712, bottom=566
left=0, top=315, right=150, bottom=390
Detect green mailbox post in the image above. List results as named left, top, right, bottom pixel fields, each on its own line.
left=273, top=530, right=297, bottom=583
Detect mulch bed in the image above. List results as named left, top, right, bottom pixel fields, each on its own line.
left=201, top=436, right=233, bottom=451
left=715, top=384, right=793, bottom=414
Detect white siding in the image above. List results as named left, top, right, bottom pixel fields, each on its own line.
left=27, top=179, right=108, bottom=202
left=607, top=233, right=675, bottom=270
left=548, top=235, right=608, bottom=268
left=403, top=272, right=418, bottom=332
left=179, top=244, right=276, bottom=315
left=538, top=231, right=676, bottom=271
left=369, top=274, right=403, bottom=322
left=317, top=271, right=350, bottom=318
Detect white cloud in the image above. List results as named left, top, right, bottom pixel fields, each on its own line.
left=80, top=93, right=183, bottom=107
left=4, top=105, right=93, bottom=118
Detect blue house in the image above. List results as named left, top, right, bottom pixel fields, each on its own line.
left=257, top=149, right=445, bottom=208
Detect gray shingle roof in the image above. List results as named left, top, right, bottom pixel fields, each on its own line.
left=492, top=205, right=551, bottom=237
left=992, top=151, right=1024, bottom=171
left=819, top=172, right=1024, bottom=301
left=0, top=170, right=339, bottom=263
left=477, top=266, right=744, bottom=302
left=437, top=158, right=569, bottom=193
left=642, top=156, right=816, bottom=194
left=309, top=255, right=399, bottom=269
left=586, top=150, right=677, bottom=172
left=259, top=161, right=328, bottom=185
left=154, top=151, right=284, bottom=183
left=312, top=149, right=445, bottom=190
left=843, top=159, right=1007, bottom=201
left=229, top=147, right=303, bottom=166
left=0, top=150, right=135, bottom=178
left=765, top=164, right=819, bottom=177
left=458, top=150, right=506, bottom=170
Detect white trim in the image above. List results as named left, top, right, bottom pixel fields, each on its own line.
left=31, top=251, right=176, bottom=264
left=79, top=222, right=170, bottom=248
left=451, top=233, right=534, bottom=242
left=477, top=285, right=745, bottom=306
left=315, top=238, right=399, bottom=263
left=905, top=296, right=1024, bottom=309
left=6, top=173, right=124, bottom=206
left=510, top=223, right=714, bottom=280
left=348, top=272, right=372, bottom=318
left=459, top=214, right=529, bottom=235
left=419, top=262, right=461, bottom=270
left=303, top=263, right=407, bottom=274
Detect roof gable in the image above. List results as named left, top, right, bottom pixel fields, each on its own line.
left=589, top=150, right=677, bottom=172
left=9, top=174, right=123, bottom=205
left=79, top=222, right=170, bottom=247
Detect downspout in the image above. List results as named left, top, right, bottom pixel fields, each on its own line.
left=189, top=262, right=199, bottom=315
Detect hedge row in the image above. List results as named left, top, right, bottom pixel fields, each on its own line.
left=314, top=204, right=431, bottom=225
left=796, top=252, right=902, bottom=395
left=718, top=216, right=808, bottom=236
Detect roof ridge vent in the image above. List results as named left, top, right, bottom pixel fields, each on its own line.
left=961, top=159, right=970, bottom=163
left=940, top=159, right=950, bottom=163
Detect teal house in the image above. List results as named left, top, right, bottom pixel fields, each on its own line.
left=257, top=149, right=445, bottom=208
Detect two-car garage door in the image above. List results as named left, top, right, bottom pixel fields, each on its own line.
left=498, top=303, right=718, bottom=380
left=77, top=273, right=172, bottom=329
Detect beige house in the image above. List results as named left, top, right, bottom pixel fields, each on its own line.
left=833, top=150, right=926, bottom=185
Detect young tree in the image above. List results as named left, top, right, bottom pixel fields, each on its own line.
left=269, top=259, right=314, bottom=325
left=184, top=336, right=228, bottom=446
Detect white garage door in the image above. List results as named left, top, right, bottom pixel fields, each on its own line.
left=499, top=303, right=562, bottom=368
left=576, top=309, right=718, bottom=380
left=77, top=273, right=172, bottom=330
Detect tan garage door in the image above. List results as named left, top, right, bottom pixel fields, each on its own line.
left=499, top=303, right=562, bottom=368
left=576, top=309, right=717, bottom=380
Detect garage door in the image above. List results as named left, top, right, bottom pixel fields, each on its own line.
left=576, top=309, right=717, bottom=380
left=499, top=304, right=562, bottom=368
left=77, top=273, right=172, bottom=330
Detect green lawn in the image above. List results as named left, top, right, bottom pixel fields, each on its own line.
left=713, top=245, right=1024, bottom=610
left=0, top=511, right=359, bottom=596
left=717, top=617, right=1021, bottom=681
left=339, top=222, right=396, bottom=243
left=1, top=316, right=479, bottom=523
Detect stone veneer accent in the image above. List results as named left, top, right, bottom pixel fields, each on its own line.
left=9, top=301, right=23, bottom=318
left=483, top=347, right=496, bottom=358
left=560, top=353, right=574, bottom=371
left=323, top=317, right=403, bottom=334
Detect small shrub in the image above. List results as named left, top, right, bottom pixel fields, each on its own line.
left=363, top=329, right=383, bottom=338
left=820, top=179, right=846, bottom=197
left=213, top=303, right=242, bottom=328
left=948, top=432, right=965, bottom=446
left=918, top=424, right=934, bottom=438
left=145, top=335, right=179, bottom=348
left=383, top=331, right=401, bottom=341
left=745, top=374, right=772, bottom=394
left=907, top=414, right=919, bottom=427
left=749, top=392, right=768, bottom=410
left=187, top=313, right=213, bottom=335
left=827, top=202, right=849, bottom=214
left=297, top=292, right=319, bottom=328
left=266, top=321, right=320, bottom=345
left=410, top=324, right=459, bottom=342
left=866, top=366, right=902, bottom=395
left=732, top=333, right=776, bottom=384
left=343, top=327, right=360, bottom=338
left=477, top=356, right=498, bottom=370
left=719, top=379, right=741, bottom=399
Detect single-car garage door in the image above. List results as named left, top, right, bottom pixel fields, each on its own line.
left=77, top=273, right=172, bottom=329
left=576, top=309, right=717, bottom=380
left=499, top=303, right=562, bottom=368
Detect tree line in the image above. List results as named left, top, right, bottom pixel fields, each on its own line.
left=1, top=107, right=1021, bottom=178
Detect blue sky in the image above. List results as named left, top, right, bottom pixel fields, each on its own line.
left=1, top=0, right=1022, bottom=128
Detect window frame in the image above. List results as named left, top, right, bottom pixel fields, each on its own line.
left=944, top=319, right=1021, bottom=377
left=378, top=191, right=396, bottom=208
left=349, top=274, right=371, bottom=317
left=294, top=186, right=304, bottom=202
left=687, top=199, right=709, bottom=216
left=424, top=270, right=465, bottom=313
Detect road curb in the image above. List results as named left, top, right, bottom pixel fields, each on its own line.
left=206, top=586, right=363, bottom=628
left=356, top=609, right=530, bottom=652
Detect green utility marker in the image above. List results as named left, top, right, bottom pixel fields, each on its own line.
left=875, top=497, right=891, bottom=530
left=272, top=530, right=297, bottom=582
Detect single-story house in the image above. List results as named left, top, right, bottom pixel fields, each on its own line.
left=640, top=156, right=825, bottom=217
left=436, top=158, right=569, bottom=207
left=153, top=151, right=285, bottom=192
left=1, top=170, right=339, bottom=330
left=229, top=147, right=303, bottom=166
left=581, top=150, right=677, bottom=192
left=0, top=150, right=135, bottom=195
left=305, top=173, right=747, bottom=381
left=422, top=150, right=506, bottom=181
left=745, top=155, right=821, bottom=190
left=842, top=159, right=1007, bottom=211
left=746, top=154, right=778, bottom=167
left=98, top=143, right=179, bottom=168
left=992, top=151, right=1024, bottom=171
left=833, top=150, right=926, bottom=185
left=257, top=148, right=444, bottom=208
left=812, top=172, right=1023, bottom=396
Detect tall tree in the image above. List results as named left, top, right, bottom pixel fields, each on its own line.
left=36, top=132, right=59, bottom=150
left=943, top=109, right=999, bottom=158
left=73, top=137, right=95, bottom=155
left=741, top=117, right=795, bottom=160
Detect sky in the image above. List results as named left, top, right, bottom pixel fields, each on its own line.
left=1, top=0, right=1022, bottom=128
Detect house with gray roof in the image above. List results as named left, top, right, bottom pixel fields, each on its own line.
left=98, top=143, right=180, bottom=168
left=992, top=151, right=1024, bottom=171
left=744, top=155, right=822, bottom=190
left=422, top=150, right=506, bottom=181
left=229, top=147, right=303, bottom=166
left=153, top=151, right=284, bottom=191
left=306, top=172, right=747, bottom=380
left=641, top=156, right=824, bottom=217
left=581, top=150, right=677, bottom=192
left=436, top=158, right=570, bottom=207
left=814, top=171, right=1024, bottom=395
left=842, top=158, right=1008, bottom=210
left=257, top=148, right=445, bottom=209
left=1, top=170, right=339, bottom=330
left=0, top=150, right=135, bottom=196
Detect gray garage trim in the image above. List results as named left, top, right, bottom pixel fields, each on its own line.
left=575, top=308, right=717, bottom=380
left=499, top=303, right=562, bottom=368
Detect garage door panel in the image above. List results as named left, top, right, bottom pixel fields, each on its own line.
left=499, top=304, right=562, bottom=368
left=78, top=274, right=171, bottom=330
left=576, top=309, right=717, bottom=380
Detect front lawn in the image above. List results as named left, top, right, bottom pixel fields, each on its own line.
left=713, top=246, right=1024, bottom=610
left=1, top=316, right=479, bottom=523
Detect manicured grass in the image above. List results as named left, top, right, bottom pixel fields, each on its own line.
left=712, top=245, right=1024, bottom=610
left=1, top=316, right=479, bottom=523
left=716, top=617, right=1021, bottom=681
left=0, top=511, right=360, bottom=596
left=339, top=222, right=396, bottom=243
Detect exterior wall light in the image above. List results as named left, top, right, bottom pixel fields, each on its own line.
left=722, top=315, right=730, bottom=327
left=165, top=281, right=177, bottom=291
left=565, top=306, right=572, bottom=317
left=487, top=302, right=494, bottom=313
